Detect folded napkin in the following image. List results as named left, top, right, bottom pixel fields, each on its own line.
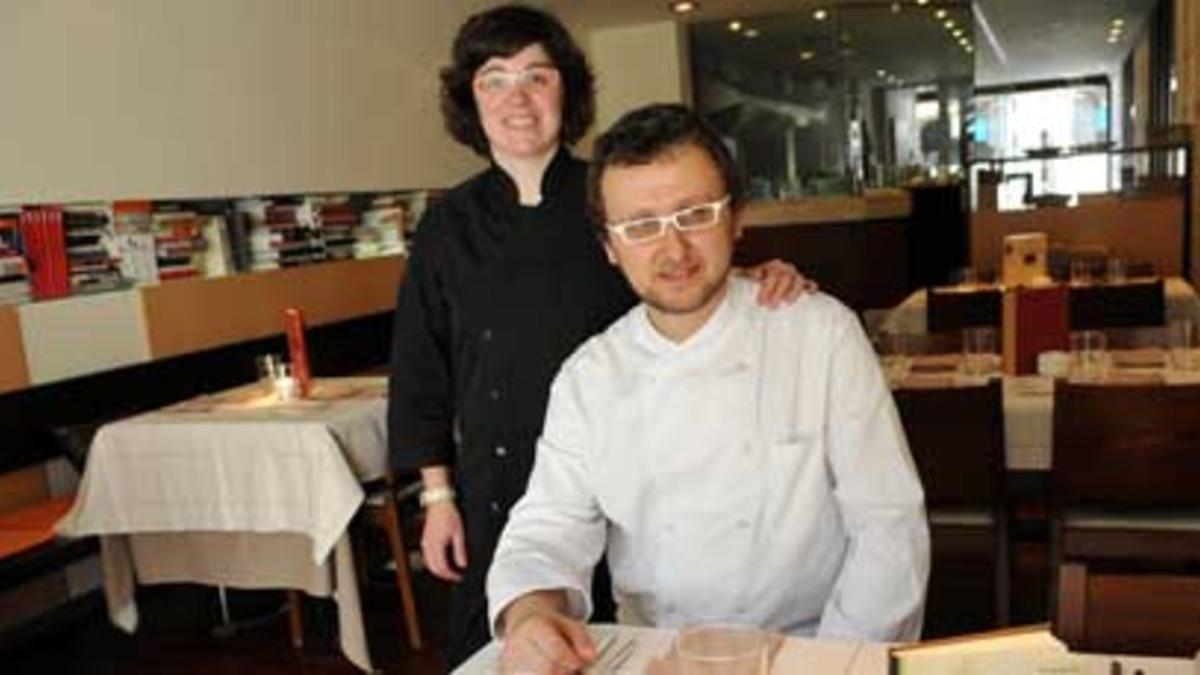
left=1112, top=348, right=1167, bottom=369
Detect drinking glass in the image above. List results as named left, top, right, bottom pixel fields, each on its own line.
left=873, top=330, right=911, bottom=384
left=676, top=624, right=768, bottom=675
left=961, top=327, right=997, bottom=376
left=1105, top=257, right=1127, bottom=284
left=1070, top=330, right=1108, bottom=381
left=1169, top=319, right=1200, bottom=371
left=273, top=363, right=298, bottom=401
left=1069, top=259, right=1092, bottom=285
left=955, top=266, right=979, bottom=287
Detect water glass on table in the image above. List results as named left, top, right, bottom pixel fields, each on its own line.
left=1169, top=318, right=1200, bottom=372
left=872, top=330, right=911, bottom=385
left=1105, top=257, right=1127, bottom=284
left=961, top=327, right=997, bottom=377
left=1070, top=330, right=1108, bottom=381
left=676, top=624, right=768, bottom=675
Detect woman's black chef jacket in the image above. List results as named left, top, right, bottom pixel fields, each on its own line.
left=387, top=148, right=634, bottom=666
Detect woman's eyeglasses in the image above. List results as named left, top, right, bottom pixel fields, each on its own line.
left=605, top=196, right=731, bottom=245
left=474, top=66, right=560, bottom=97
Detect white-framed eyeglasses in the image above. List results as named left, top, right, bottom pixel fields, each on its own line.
left=474, top=66, right=560, bottom=96
left=605, top=195, right=731, bottom=245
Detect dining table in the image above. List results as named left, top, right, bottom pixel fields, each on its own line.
left=889, top=349, right=1200, bottom=471
left=55, top=376, right=391, bottom=672
left=879, top=276, right=1200, bottom=337
left=453, top=623, right=1199, bottom=675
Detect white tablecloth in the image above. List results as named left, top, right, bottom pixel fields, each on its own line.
left=57, top=377, right=390, bottom=672
left=896, top=361, right=1200, bottom=471
left=453, top=624, right=1197, bottom=675
left=881, top=277, right=1200, bottom=335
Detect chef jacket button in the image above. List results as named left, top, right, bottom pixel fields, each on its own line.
left=490, top=501, right=501, bottom=514
left=489, top=388, right=501, bottom=401
left=494, top=445, right=507, bottom=458
left=481, top=328, right=493, bottom=342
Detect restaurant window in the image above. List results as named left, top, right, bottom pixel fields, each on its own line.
left=688, top=1, right=973, bottom=199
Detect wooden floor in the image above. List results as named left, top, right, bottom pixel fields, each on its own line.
left=3, top=544, right=1050, bottom=674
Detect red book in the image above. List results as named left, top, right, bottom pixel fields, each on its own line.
left=1003, top=285, right=1070, bottom=375
left=284, top=307, right=312, bottom=397
left=20, top=209, right=70, bottom=300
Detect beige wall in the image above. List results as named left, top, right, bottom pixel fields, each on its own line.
left=0, top=0, right=494, bottom=204
left=583, top=20, right=691, bottom=151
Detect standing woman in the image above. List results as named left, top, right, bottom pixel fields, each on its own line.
left=388, top=5, right=805, bottom=668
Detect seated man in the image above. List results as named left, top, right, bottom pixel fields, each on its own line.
left=486, top=103, right=929, bottom=673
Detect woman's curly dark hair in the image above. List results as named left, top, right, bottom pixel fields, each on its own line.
left=439, top=4, right=595, bottom=157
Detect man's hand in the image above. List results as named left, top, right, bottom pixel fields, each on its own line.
left=421, top=501, right=467, bottom=581
left=501, top=606, right=596, bottom=675
left=743, top=259, right=818, bottom=308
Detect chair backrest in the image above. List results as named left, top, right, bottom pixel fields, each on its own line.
left=1052, top=382, right=1200, bottom=508
left=1068, top=279, right=1165, bottom=330
left=893, top=380, right=1006, bottom=507
left=1055, top=562, right=1200, bottom=656
left=927, top=287, right=1002, bottom=333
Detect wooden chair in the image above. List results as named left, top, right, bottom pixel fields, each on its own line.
left=1068, top=279, right=1165, bottom=330
left=1050, top=383, right=1200, bottom=613
left=287, top=471, right=423, bottom=652
left=1055, top=562, right=1200, bottom=656
left=893, top=380, right=1010, bottom=628
left=927, top=287, right=1003, bottom=333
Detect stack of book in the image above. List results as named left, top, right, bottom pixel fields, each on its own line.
left=152, top=203, right=223, bottom=281
left=63, top=205, right=125, bottom=294
left=305, top=197, right=359, bottom=261
left=112, top=200, right=159, bottom=285
left=18, top=207, right=70, bottom=300
left=354, top=195, right=408, bottom=258
left=0, top=212, right=32, bottom=305
left=241, top=198, right=326, bottom=270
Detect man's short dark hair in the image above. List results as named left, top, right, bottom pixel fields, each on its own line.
left=587, top=103, right=745, bottom=232
left=440, top=4, right=595, bottom=157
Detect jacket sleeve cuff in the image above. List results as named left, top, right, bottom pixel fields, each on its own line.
left=487, top=567, right=592, bottom=638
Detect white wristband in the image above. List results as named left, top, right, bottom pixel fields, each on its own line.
left=419, top=485, right=456, bottom=508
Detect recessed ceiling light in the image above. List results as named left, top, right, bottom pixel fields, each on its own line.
left=891, top=2, right=902, bottom=13
left=800, top=50, right=816, bottom=61
left=813, top=8, right=829, bottom=21
left=953, top=28, right=964, bottom=37
left=669, top=1, right=697, bottom=13
left=877, top=69, right=887, bottom=78
left=1111, top=18, right=1125, bottom=28
left=944, top=19, right=956, bottom=29
left=935, top=9, right=948, bottom=19
left=916, top=0, right=929, bottom=5
left=743, top=28, right=760, bottom=38
left=965, top=45, right=974, bottom=53
left=728, top=19, right=742, bottom=32
left=1107, top=35, right=1120, bottom=44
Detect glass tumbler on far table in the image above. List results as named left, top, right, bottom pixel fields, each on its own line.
left=872, top=330, right=911, bottom=385
left=961, top=327, right=997, bottom=377
left=255, top=354, right=283, bottom=392
left=676, top=624, right=769, bottom=675
left=1169, top=318, right=1200, bottom=371
left=1070, top=330, right=1108, bottom=381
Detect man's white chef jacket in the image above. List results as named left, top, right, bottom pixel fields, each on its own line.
left=487, top=276, right=930, bottom=641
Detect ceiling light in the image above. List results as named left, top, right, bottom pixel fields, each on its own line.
left=728, top=20, right=742, bottom=32
left=743, top=28, right=760, bottom=38
left=813, top=8, right=829, bottom=21
left=917, top=0, right=929, bottom=5
left=877, top=69, right=887, bottom=78
left=953, top=28, right=964, bottom=37
left=1170, top=75, right=1179, bottom=92
left=891, top=2, right=902, bottom=13
left=1111, top=18, right=1125, bottom=28
left=964, top=45, right=974, bottom=53
left=944, top=19, right=956, bottom=29
left=800, top=50, right=816, bottom=61
left=669, top=1, right=697, bottom=13
left=935, top=8, right=948, bottom=19
left=1107, top=35, right=1120, bottom=44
